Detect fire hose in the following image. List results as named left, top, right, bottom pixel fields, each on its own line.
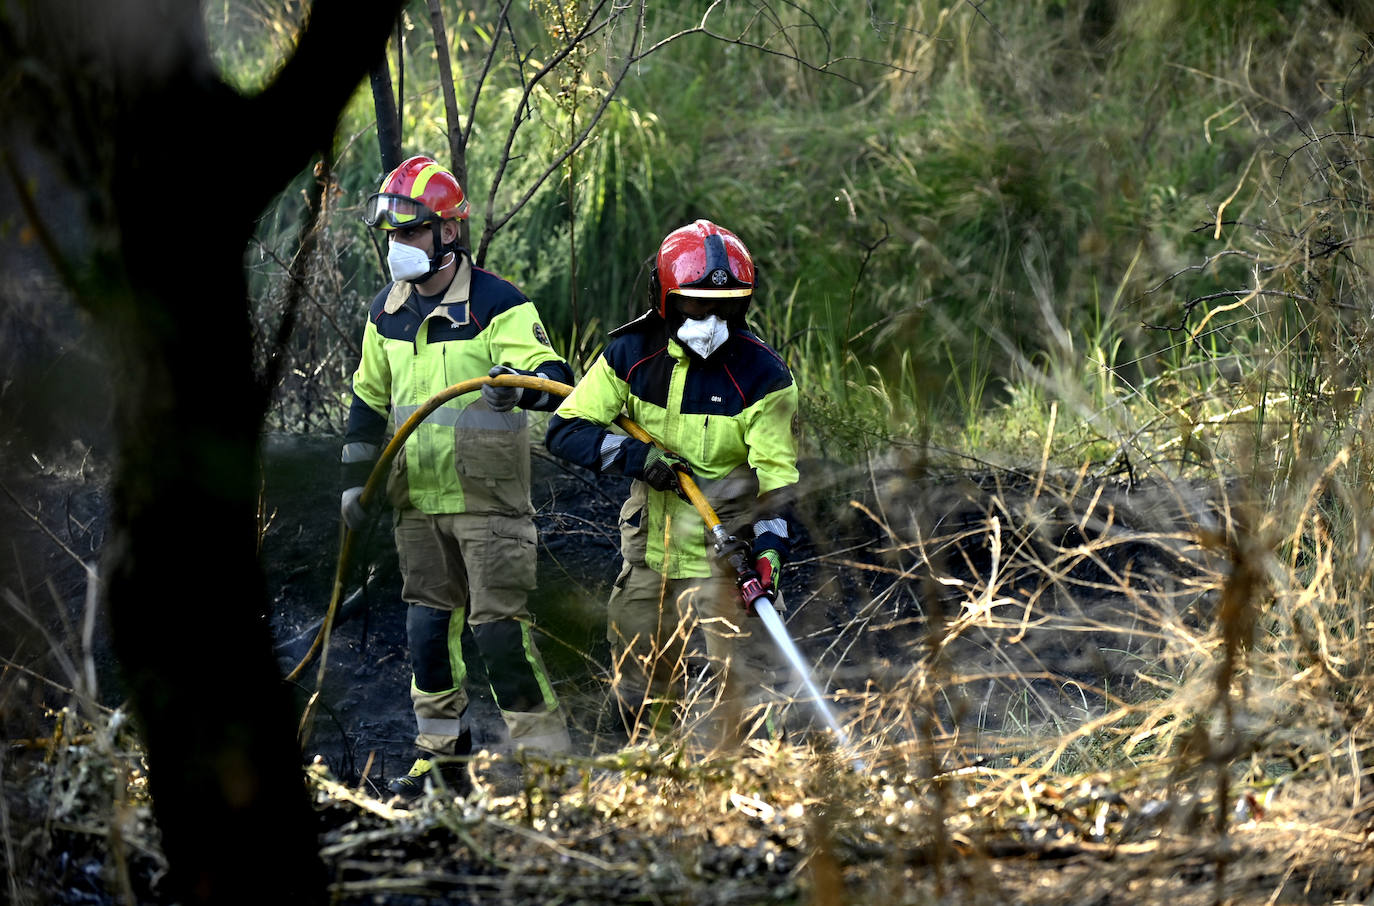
left=287, top=373, right=860, bottom=767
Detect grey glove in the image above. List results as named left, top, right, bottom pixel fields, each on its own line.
left=481, top=364, right=521, bottom=412
left=340, top=486, right=369, bottom=531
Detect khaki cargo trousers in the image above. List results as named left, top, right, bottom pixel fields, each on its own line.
left=395, top=508, right=570, bottom=755
left=606, top=561, right=787, bottom=751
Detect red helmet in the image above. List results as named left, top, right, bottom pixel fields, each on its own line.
left=653, top=219, right=755, bottom=318
left=363, top=155, right=469, bottom=229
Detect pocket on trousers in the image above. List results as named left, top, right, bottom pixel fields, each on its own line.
left=454, top=417, right=532, bottom=513
left=486, top=515, right=537, bottom=592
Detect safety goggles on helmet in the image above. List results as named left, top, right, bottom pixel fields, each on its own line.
left=363, top=193, right=440, bottom=230
left=667, top=287, right=750, bottom=320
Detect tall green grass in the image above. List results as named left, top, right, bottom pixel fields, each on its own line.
left=228, top=1, right=1371, bottom=459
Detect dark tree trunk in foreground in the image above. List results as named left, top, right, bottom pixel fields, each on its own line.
left=371, top=55, right=403, bottom=174
left=0, top=1, right=404, bottom=901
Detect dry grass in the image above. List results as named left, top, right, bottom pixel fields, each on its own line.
left=9, top=433, right=1374, bottom=904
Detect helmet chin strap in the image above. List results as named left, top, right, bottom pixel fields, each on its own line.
left=407, top=252, right=455, bottom=285
left=409, top=222, right=458, bottom=284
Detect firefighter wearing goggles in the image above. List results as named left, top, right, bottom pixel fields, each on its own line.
left=342, top=156, right=573, bottom=798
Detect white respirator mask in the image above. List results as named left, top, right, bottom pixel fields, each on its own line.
left=387, top=241, right=437, bottom=283
left=675, top=314, right=730, bottom=359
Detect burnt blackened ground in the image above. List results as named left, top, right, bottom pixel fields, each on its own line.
left=2, top=433, right=1224, bottom=785
left=260, top=437, right=1226, bottom=786
left=1, top=431, right=1236, bottom=905
left=261, top=435, right=633, bottom=787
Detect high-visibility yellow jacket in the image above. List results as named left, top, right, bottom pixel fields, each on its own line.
left=343, top=254, right=572, bottom=516
left=546, top=312, right=798, bottom=578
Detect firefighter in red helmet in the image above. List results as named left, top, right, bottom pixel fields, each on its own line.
left=546, top=219, right=798, bottom=748
left=342, top=156, right=574, bottom=798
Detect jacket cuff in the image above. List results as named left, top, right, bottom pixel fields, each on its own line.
left=751, top=515, right=791, bottom=563
left=618, top=439, right=652, bottom=480
left=339, top=441, right=378, bottom=490
left=513, top=361, right=575, bottom=411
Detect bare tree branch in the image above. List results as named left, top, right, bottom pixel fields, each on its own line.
left=463, top=0, right=520, bottom=157
left=251, top=238, right=363, bottom=360
left=476, top=0, right=621, bottom=263
left=471, top=0, right=920, bottom=263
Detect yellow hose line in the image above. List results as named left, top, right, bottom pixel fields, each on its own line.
left=286, top=373, right=719, bottom=686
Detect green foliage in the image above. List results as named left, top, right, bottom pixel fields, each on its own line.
left=491, top=95, right=670, bottom=342
left=214, top=0, right=1374, bottom=486
left=203, top=0, right=308, bottom=93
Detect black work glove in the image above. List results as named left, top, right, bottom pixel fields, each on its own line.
left=632, top=444, right=693, bottom=498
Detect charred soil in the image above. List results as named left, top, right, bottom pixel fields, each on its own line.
left=5, top=436, right=1372, bottom=904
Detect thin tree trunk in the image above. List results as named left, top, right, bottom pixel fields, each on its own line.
left=371, top=56, right=403, bottom=173
left=425, top=0, right=471, bottom=250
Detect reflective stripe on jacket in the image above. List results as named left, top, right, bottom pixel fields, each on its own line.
left=344, top=254, right=571, bottom=516
left=546, top=315, right=798, bottom=577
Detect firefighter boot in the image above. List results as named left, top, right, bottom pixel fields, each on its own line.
left=387, top=728, right=473, bottom=800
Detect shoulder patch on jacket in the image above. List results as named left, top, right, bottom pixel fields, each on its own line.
left=533, top=322, right=551, bottom=347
